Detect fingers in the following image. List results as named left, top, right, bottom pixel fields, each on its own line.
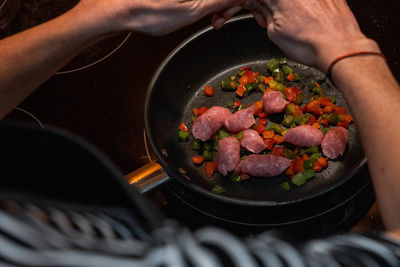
left=212, top=5, right=243, bottom=29
left=251, top=11, right=266, bottom=28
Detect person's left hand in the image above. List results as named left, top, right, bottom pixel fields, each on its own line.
left=73, top=0, right=246, bottom=36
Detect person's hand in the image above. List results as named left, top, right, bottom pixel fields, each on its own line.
left=72, top=0, right=245, bottom=36
left=212, top=0, right=381, bottom=72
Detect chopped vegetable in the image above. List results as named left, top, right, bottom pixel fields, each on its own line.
left=211, top=185, right=226, bottom=194
left=280, top=181, right=291, bottom=191
left=217, top=129, right=230, bottom=139
left=204, top=85, right=214, bottom=96
left=198, top=106, right=208, bottom=116
left=179, top=122, right=188, bottom=132
left=221, top=77, right=236, bottom=90
left=263, top=130, right=275, bottom=139
left=192, top=139, right=201, bottom=150
left=304, top=169, right=315, bottom=179
left=205, top=161, right=218, bottom=178
left=192, top=156, right=204, bottom=165
left=178, top=130, right=189, bottom=142
left=236, top=84, right=246, bottom=97
left=292, top=172, right=307, bottom=186
left=235, top=131, right=244, bottom=140
left=203, top=150, right=213, bottom=161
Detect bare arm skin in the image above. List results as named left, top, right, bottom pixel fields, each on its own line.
left=0, top=0, right=243, bottom=119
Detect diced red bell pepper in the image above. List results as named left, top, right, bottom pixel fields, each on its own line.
left=321, top=119, right=329, bottom=127
left=272, top=146, right=285, bottom=157
left=198, top=106, right=208, bottom=116
left=236, top=84, right=246, bottom=97
left=293, top=157, right=304, bottom=173
left=244, top=70, right=257, bottom=83
left=204, top=85, right=214, bottom=96
left=293, top=86, right=301, bottom=94
left=193, top=108, right=199, bottom=117
left=317, top=158, right=328, bottom=167
left=192, top=156, right=204, bottom=165
left=273, top=135, right=284, bottom=144
left=342, top=114, right=353, bottom=124
left=263, top=130, right=275, bottom=139
left=253, top=100, right=264, bottom=115
left=337, top=122, right=349, bottom=128
left=309, top=115, right=316, bottom=125
left=264, top=139, right=275, bottom=150
left=323, top=105, right=334, bottom=113
left=264, top=76, right=274, bottom=85
left=258, top=118, right=268, bottom=126
left=179, top=123, right=188, bottom=132
left=238, top=75, right=248, bottom=85
left=286, top=72, right=295, bottom=82
left=285, top=87, right=297, bottom=102
left=258, top=112, right=267, bottom=118
left=285, top=162, right=296, bottom=176
left=334, top=106, right=347, bottom=114
left=254, top=124, right=266, bottom=134
left=319, top=97, right=332, bottom=106
left=312, top=161, right=323, bottom=172
left=205, top=161, right=218, bottom=178
left=240, top=66, right=251, bottom=71
left=233, top=101, right=242, bottom=108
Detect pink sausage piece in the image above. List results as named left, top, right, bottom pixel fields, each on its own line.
left=263, top=91, right=288, bottom=114
left=192, top=106, right=231, bottom=141
left=217, top=137, right=241, bottom=176
left=322, top=127, right=348, bottom=159
left=284, top=125, right=324, bottom=147
left=224, top=106, right=255, bottom=132
left=240, top=129, right=265, bottom=154
left=237, top=154, right=291, bottom=178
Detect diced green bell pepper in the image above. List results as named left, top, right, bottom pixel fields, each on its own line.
left=280, top=181, right=291, bottom=191
left=178, top=130, right=189, bottom=142
left=235, top=131, right=244, bottom=140
left=292, top=173, right=307, bottom=186
left=230, top=173, right=241, bottom=182
left=282, top=65, right=294, bottom=75
left=203, top=150, right=213, bottom=161
left=304, top=169, right=315, bottom=179
left=282, top=115, right=294, bottom=127
left=218, top=129, right=230, bottom=139
left=211, top=185, right=226, bottom=194
left=221, top=77, right=236, bottom=90
left=268, top=58, right=279, bottom=73
left=304, top=146, right=319, bottom=154
left=285, top=103, right=297, bottom=115
left=266, top=123, right=284, bottom=134
left=192, top=139, right=201, bottom=150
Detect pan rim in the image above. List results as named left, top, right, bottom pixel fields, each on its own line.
left=144, top=14, right=367, bottom=207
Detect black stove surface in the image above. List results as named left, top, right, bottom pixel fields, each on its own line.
left=2, top=0, right=398, bottom=235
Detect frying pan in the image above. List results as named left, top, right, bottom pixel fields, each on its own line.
left=129, top=15, right=369, bottom=226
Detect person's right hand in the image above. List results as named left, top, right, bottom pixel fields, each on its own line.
left=213, top=0, right=381, bottom=72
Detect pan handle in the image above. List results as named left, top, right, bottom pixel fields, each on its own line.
left=125, top=161, right=172, bottom=193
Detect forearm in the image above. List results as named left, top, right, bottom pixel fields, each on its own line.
left=0, top=3, right=119, bottom=119
left=331, top=54, right=400, bottom=230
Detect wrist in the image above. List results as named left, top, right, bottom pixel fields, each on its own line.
left=315, top=37, right=381, bottom=72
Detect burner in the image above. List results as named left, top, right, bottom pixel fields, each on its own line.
left=3, top=107, right=45, bottom=128
left=0, top=0, right=131, bottom=74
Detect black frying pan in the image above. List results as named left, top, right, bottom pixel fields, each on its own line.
left=143, top=15, right=368, bottom=226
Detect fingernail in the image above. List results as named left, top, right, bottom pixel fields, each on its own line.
left=213, top=18, right=224, bottom=29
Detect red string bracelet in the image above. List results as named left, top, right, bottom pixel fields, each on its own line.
left=324, top=51, right=386, bottom=81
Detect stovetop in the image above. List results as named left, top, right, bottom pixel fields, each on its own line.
left=2, top=0, right=398, bottom=235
